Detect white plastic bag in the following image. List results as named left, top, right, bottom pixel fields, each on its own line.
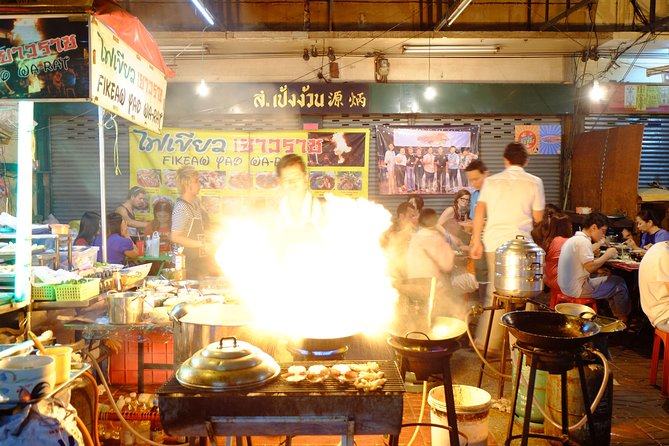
left=145, top=231, right=161, bottom=257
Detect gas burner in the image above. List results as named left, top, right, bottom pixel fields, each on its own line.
left=515, top=341, right=583, bottom=374
left=287, top=345, right=348, bottom=361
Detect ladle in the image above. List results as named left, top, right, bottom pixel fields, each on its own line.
left=28, top=330, right=48, bottom=355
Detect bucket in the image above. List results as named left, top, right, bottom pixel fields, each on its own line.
left=41, top=345, right=72, bottom=383
left=428, top=385, right=491, bottom=446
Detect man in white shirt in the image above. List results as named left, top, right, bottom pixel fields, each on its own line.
left=557, top=212, right=631, bottom=322
left=639, top=241, right=669, bottom=330
left=470, top=142, right=545, bottom=350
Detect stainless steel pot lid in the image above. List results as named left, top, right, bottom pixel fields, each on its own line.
left=176, top=336, right=280, bottom=391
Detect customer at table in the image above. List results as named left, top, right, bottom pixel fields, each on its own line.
left=74, top=211, right=100, bottom=246
left=557, top=212, right=630, bottom=322
left=93, top=212, right=139, bottom=264
left=145, top=199, right=173, bottom=253
left=625, top=209, right=669, bottom=252
left=639, top=241, right=669, bottom=331
left=541, top=212, right=572, bottom=299
left=115, top=186, right=149, bottom=241
left=171, top=166, right=216, bottom=279
left=469, top=142, right=545, bottom=350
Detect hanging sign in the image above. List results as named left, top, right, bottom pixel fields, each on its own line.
left=128, top=126, right=370, bottom=221
left=90, top=18, right=166, bottom=132
left=0, top=15, right=89, bottom=101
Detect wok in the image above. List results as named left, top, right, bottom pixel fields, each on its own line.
left=500, top=311, right=600, bottom=350
left=288, top=335, right=356, bottom=352
left=388, top=317, right=467, bottom=349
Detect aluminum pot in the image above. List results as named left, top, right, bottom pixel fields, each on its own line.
left=494, top=235, right=545, bottom=298
left=169, top=300, right=259, bottom=365
left=108, top=291, right=144, bottom=324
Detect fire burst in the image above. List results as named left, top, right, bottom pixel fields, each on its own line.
left=215, top=194, right=396, bottom=340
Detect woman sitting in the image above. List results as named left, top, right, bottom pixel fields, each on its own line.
left=94, top=212, right=139, bottom=264
left=542, top=212, right=572, bottom=304
left=145, top=199, right=173, bottom=253
left=437, top=189, right=472, bottom=249
left=625, top=208, right=669, bottom=252
left=74, top=211, right=100, bottom=246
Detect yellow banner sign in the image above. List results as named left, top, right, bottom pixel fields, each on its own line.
left=128, top=126, right=370, bottom=221
left=90, top=18, right=166, bottom=132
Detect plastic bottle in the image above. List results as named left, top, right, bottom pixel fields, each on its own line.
left=149, top=397, right=164, bottom=441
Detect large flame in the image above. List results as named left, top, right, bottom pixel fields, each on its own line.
left=215, top=195, right=397, bottom=340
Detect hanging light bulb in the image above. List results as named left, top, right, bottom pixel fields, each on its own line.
left=196, top=79, right=209, bottom=97
left=589, top=80, right=604, bottom=102
left=424, top=85, right=437, bottom=100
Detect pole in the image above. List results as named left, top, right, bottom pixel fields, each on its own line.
left=15, top=101, right=34, bottom=304
left=98, top=106, right=108, bottom=262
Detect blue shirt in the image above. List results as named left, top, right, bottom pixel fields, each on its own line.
left=641, top=228, right=669, bottom=248
left=469, top=189, right=480, bottom=220
left=94, top=233, right=134, bottom=264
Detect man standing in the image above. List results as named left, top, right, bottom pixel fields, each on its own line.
left=465, top=159, right=489, bottom=220
left=447, top=146, right=460, bottom=191
left=470, top=142, right=545, bottom=350
left=558, top=212, right=631, bottom=322
left=116, top=186, right=149, bottom=241
left=639, top=241, right=669, bottom=331
left=383, top=144, right=397, bottom=194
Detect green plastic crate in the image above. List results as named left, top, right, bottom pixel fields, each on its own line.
left=32, top=284, right=57, bottom=301
left=54, top=278, right=101, bottom=301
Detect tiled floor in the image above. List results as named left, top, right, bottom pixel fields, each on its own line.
left=99, top=325, right=669, bottom=446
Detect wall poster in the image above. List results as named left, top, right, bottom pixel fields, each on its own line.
left=128, top=126, right=370, bottom=222
left=375, top=125, right=480, bottom=195
left=514, top=125, right=562, bottom=155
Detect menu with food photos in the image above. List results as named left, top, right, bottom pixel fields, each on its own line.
left=128, top=126, right=370, bottom=222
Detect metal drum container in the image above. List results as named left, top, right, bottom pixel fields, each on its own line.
left=495, top=235, right=545, bottom=298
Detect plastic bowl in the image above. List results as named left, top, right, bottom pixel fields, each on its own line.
left=0, top=355, right=56, bottom=404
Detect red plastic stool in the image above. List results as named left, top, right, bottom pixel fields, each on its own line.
left=650, top=328, right=669, bottom=396
left=555, top=292, right=598, bottom=313
left=549, top=288, right=561, bottom=309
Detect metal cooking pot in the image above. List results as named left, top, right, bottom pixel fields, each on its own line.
left=388, top=316, right=467, bottom=349
left=176, top=336, right=280, bottom=391
left=169, top=300, right=261, bottom=364
left=108, top=291, right=144, bottom=324
left=500, top=311, right=600, bottom=350
left=495, top=235, right=545, bottom=298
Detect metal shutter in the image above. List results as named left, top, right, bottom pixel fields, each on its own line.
left=584, top=114, right=669, bottom=189
left=49, top=114, right=301, bottom=222
left=322, top=114, right=563, bottom=215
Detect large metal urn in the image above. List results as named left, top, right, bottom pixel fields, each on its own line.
left=494, top=235, right=545, bottom=298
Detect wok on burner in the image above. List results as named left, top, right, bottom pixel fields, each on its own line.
left=501, top=311, right=600, bottom=351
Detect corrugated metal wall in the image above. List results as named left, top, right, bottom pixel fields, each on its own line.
left=584, top=114, right=669, bottom=189
left=49, top=113, right=563, bottom=222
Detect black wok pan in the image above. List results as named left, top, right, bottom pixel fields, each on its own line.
left=500, top=311, right=600, bottom=351
left=388, top=317, right=467, bottom=349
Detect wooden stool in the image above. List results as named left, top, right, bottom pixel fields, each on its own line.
left=555, top=292, right=598, bottom=313
left=650, top=328, right=669, bottom=396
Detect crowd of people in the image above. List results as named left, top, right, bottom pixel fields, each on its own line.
left=382, top=144, right=477, bottom=194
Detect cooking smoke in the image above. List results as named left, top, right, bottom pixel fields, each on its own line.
left=215, top=194, right=397, bottom=340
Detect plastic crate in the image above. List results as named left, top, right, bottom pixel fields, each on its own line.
left=32, top=283, right=57, bottom=301
left=54, top=278, right=101, bottom=301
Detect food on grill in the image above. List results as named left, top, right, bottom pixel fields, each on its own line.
left=330, top=365, right=357, bottom=384
left=307, top=365, right=330, bottom=383
left=283, top=365, right=308, bottom=382
left=285, top=374, right=307, bottom=382
left=349, top=362, right=380, bottom=373
left=309, top=172, right=335, bottom=191
left=354, top=371, right=386, bottom=392
left=137, top=169, right=161, bottom=187
left=255, top=172, right=279, bottom=189
left=229, top=172, right=252, bottom=189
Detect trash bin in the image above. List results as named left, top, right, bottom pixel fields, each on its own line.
left=428, top=384, right=492, bottom=446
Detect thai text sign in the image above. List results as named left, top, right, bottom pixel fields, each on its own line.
left=128, top=126, right=370, bottom=221
left=90, top=18, right=166, bottom=132
left=0, top=15, right=89, bottom=100
left=251, top=83, right=369, bottom=113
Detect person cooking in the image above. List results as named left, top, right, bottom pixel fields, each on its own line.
left=624, top=209, right=669, bottom=252
left=170, top=166, right=216, bottom=279
left=277, top=154, right=322, bottom=228
left=115, top=186, right=149, bottom=241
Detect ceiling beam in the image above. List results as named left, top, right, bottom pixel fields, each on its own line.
left=641, top=15, right=669, bottom=33
left=539, top=0, right=597, bottom=31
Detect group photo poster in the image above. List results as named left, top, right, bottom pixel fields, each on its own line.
left=375, top=125, right=480, bottom=195
left=128, top=126, right=370, bottom=222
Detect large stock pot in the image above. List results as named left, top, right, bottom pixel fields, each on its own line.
left=494, top=235, right=545, bottom=298
left=169, top=300, right=259, bottom=364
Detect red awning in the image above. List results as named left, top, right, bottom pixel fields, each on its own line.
left=93, top=0, right=175, bottom=78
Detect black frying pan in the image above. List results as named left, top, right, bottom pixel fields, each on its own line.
left=388, top=317, right=468, bottom=349
left=500, top=311, right=600, bottom=350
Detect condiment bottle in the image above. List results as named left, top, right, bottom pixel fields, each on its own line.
left=113, top=270, right=122, bottom=292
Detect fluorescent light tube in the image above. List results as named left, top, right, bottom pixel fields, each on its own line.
left=190, top=0, right=215, bottom=26
left=160, top=45, right=209, bottom=54
left=402, top=45, right=500, bottom=54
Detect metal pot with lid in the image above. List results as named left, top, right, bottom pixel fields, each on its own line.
left=494, top=235, right=545, bottom=298
left=176, top=336, right=280, bottom=391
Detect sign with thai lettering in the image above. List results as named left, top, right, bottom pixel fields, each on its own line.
left=90, top=18, right=166, bottom=132
left=128, top=126, right=370, bottom=221
left=590, top=82, right=669, bottom=114
left=514, top=124, right=562, bottom=155
left=251, top=83, right=369, bottom=113
left=0, top=15, right=89, bottom=100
